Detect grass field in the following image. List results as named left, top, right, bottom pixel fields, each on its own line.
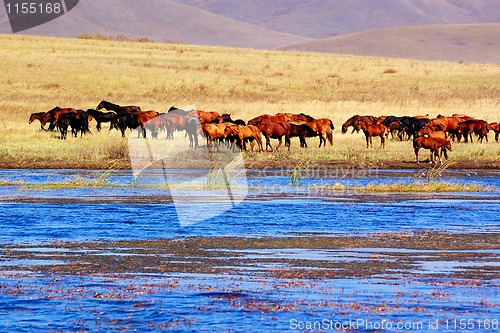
left=0, top=34, right=499, bottom=169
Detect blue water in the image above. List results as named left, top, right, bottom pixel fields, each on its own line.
left=0, top=169, right=498, bottom=332
left=0, top=169, right=499, bottom=244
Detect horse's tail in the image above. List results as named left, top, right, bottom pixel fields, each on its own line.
left=329, top=120, right=335, bottom=130
left=326, top=128, right=333, bottom=145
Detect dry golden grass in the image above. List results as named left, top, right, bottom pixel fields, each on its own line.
left=0, top=34, right=499, bottom=169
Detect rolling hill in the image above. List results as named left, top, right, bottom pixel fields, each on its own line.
left=0, top=0, right=499, bottom=62
left=174, top=0, right=500, bottom=38
left=278, top=23, right=500, bottom=63
left=0, top=0, right=311, bottom=48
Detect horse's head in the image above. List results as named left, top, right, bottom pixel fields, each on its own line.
left=224, top=125, right=238, bottom=138
left=418, top=124, right=431, bottom=136
left=28, top=114, right=36, bottom=124
left=296, top=113, right=314, bottom=122
left=456, top=123, right=465, bottom=134
left=341, top=123, right=348, bottom=134
left=96, top=101, right=106, bottom=110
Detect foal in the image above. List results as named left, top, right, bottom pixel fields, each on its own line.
left=357, top=121, right=388, bottom=149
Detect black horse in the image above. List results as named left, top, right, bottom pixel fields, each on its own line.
left=185, top=116, right=202, bottom=148
left=221, top=113, right=246, bottom=126
left=290, top=123, right=317, bottom=148
left=400, top=117, right=430, bottom=140
left=86, top=109, right=118, bottom=131
left=117, top=112, right=140, bottom=138
left=57, top=110, right=91, bottom=139
left=96, top=100, right=141, bottom=115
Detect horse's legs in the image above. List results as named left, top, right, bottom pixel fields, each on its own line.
left=256, top=136, right=264, bottom=152
left=369, top=136, right=373, bottom=149
left=300, top=135, right=307, bottom=148
left=436, top=149, right=442, bottom=164
left=194, top=133, right=199, bottom=149
left=275, top=137, right=282, bottom=151
left=365, top=134, right=369, bottom=149
left=265, top=135, right=272, bottom=151
left=414, top=147, right=420, bottom=163
left=380, top=135, right=385, bottom=149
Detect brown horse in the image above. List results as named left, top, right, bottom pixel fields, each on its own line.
left=202, top=122, right=233, bottom=150
left=29, top=112, right=47, bottom=130
left=427, top=117, right=448, bottom=132
left=224, top=125, right=263, bottom=152
left=342, top=115, right=377, bottom=134
left=488, top=122, right=499, bottom=142
left=41, top=107, right=78, bottom=131
left=164, top=112, right=191, bottom=139
left=253, top=121, right=291, bottom=151
left=386, top=120, right=402, bottom=139
left=303, top=118, right=334, bottom=148
left=248, top=114, right=290, bottom=126
left=435, top=115, right=475, bottom=141
left=413, top=137, right=452, bottom=164
left=418, top=125, right=447, bottom=140
left=196, top=110, right=221, bottom=124
left=457, top=119, right=489, bottom=143
left=277, top=113, right=313, bottom=123
left=137, top=111, right=160, bottom=138
left=357, top=122, right=387, bottom=149
left=145, top=115, right=168, bottom=138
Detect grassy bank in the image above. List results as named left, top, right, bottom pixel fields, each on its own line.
left=0, top=34, right=499, bottom=169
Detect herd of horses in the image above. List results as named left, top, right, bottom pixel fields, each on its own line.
left=28, top=101, right=335, bottom=152
left=28, top=101, right=499, bottom=164
left=342, top=114, right=499, bottom=163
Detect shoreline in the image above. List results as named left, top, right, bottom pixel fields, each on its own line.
left=1, top=158, right=499, bottom=171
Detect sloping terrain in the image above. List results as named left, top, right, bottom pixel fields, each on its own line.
left=175, top=0, right=500, bottom=38
left=0, top=0, right=499, bottom=61
left=279, top=23, right=500, bottom=63
left=0, top=0, right=310, bottom=48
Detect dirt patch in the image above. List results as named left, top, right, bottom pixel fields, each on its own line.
left=1, top=232, right=498, bottom=280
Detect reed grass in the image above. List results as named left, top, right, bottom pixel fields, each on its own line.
left=0, top=34, right=499, bottom=169
left=313, top=180, right=490, bottom=193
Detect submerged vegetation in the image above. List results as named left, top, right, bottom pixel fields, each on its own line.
left=314, top=180, right=489, bottom=193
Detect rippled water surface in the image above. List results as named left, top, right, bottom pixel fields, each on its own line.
left=0, top=169, right=498, bottom=332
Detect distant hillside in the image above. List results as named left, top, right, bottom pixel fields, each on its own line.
left=0, top=0, right=310, bottom=48
left=1, top=0, right=499, bottom=62
left=175, top=0, right=500, bottom=38
left=279, top=23, right=500, bottom=63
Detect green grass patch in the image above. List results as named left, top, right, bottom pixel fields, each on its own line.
left=313, top=180, right=491, bottom=193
